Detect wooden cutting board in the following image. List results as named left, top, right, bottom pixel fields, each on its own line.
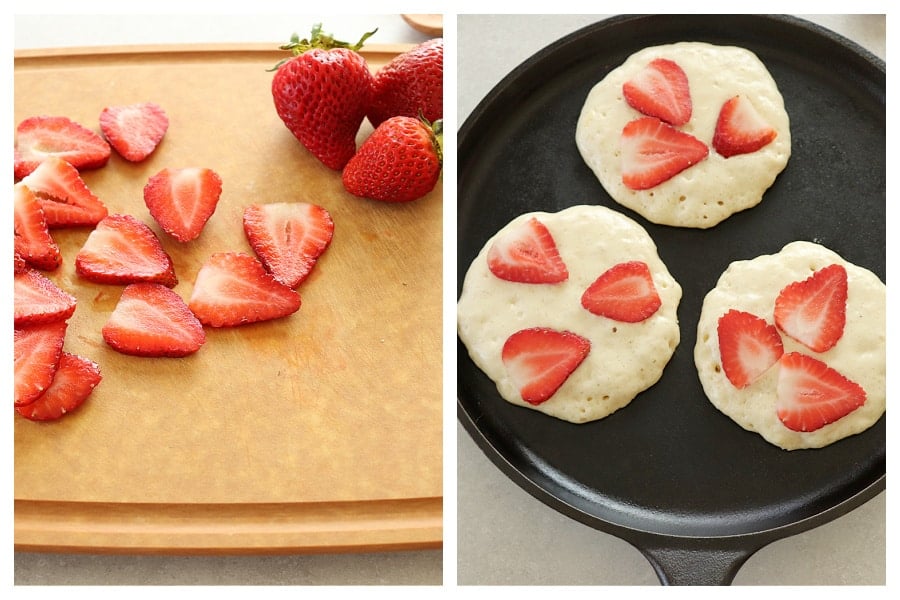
left=14, top=43, right=442, bottom=553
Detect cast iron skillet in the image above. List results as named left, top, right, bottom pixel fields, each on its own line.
left=457, top=15, right=885, bottom=585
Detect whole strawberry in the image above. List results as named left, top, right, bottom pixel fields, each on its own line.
left=342, top=116, right=442, bottom=203
left=271, top=24, right=376, bottom=170
left=367, top=38, right=443, bottom=128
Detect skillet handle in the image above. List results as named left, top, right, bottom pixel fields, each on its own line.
left=636, top=537, right=763, bottom=585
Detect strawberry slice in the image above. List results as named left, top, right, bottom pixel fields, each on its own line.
left=14, top=183, right=61, bottom=271
left=620, top=117, right=709, bottom=190
left=99, top=102, right=169, bottom=162
left=14, top=269, right=77, bottom=327
left=14, top=320, right=68, bottom=407
left=580, top=261, right=662, bottom=322
left=717, top=309, right=784, bottom=388
left=776, top=352, right=866, bottom=432
left=14, top=251, right=29, bottom=274
left=75, top=214, right=177, bottom=287
left=14, top=115, right=111, bottom=179
left=16, top=352, right=102, bottom=421
left=712, top=95, right=777, bottom=158
left=487, top=217, right=568, bottom=284
left=502, top=327, right=591, bottom=405
left=143, top=167, right=223, bottom=242
left=242, top=202, right=335, bottom=288
left=102, top=283, right=205, bottom=357
left=188, top=252, right=302, bottom=327
left=19, top=156, right=108, bottom=227
left=774, top=264, right=847, bottom=353
left=622, top=58, right=692, bottom=126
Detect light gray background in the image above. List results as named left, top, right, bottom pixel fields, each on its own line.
left=13, top=12, right=442, bottom=587
left=457, top=14, right=886, bottom=586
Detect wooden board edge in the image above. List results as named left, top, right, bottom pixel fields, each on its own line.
left=15, top=497, right=443, bottom=554
left=14, top=42, right=415, bottom=61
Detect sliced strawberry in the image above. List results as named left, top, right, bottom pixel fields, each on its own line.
left=242, top=202, right=335, bottom=288
left=620, top=117, right=709, bottom=190
left=712, top=95, right=777, bottom=158
left=501, top=327, right=591, bottom=405
left=99, top=102, right=169, bottom=162
left=16, top=352, right=101, bottom=421
left=102, top=283, right=205, bottom=357
left=75, top=214, right=177, bottom=287
left=13, top=183, right=61, bottom=271
left=143, top=167, right=223, bottom=242
left=14, top=251, right=29, bottom=274
left=487, top=217, right=568, bottom=284
left=14, top=269, right=77, bottom=327
left=774, top=264, right=847, bottom=353
left=776, top=352, right=866, bottom=432
left=717, top=309, right=784, bottom=388
left=622, top=58, right=692, bottom=126
left=19, top=156, right=108, bottom=227
left=580, top=261, right=662, bottom=322
left=188, top=252, right=301, bottom=327
left=14, top=115, right=111, bottom=179
left=14, top=320, right=68, bottom=407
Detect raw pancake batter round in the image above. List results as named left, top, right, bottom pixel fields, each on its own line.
left=576, top=42, right=791, bottom=228
left=694, top=241, right=885, bottom=450
left=457, top=205, right=681, bottom=423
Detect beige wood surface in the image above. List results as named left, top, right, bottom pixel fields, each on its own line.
left=14, top=43, right=442, bottom=553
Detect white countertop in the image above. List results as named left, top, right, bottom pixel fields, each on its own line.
left=12, top=12, right=441, bottom=587
left=457, top=14, right=886, bottom=586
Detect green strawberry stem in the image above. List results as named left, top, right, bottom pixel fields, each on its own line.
left=270, top=23, right=377, bottom=70
left=431, top=119, right=443, bottom=166
left=419, top=113, right=443, bottom=167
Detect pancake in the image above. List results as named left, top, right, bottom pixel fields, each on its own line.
left=457, top=205, right=681, bottom=423
left=576, top=42, right=791, bottom=228
left=694, top=241, right=885, bottom=449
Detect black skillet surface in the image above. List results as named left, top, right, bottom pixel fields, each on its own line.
left=457, top=15, right=885, bottom=585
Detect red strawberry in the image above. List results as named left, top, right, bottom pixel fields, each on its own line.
left=188, top=252, right=301, bottom=327
left=622, top=58, right=692, bottom=126
left=143, top=167, right=223, bottom=242
left=580, top=261, right=662, bottom=322
left=13, top=183, right=61, bottom=271
left=712, top=95, right=777, bottom=158
left=367, top=38, right=443, bottom=128
left=776, top=352, right=866, bottom=432
left=99, top=102, right=169, bottom=162
left=342, top=115, right=442, bottom=202
left=75, top=214, right=177, bottom=287
left=14, top=269, right=77, bottom=327
left=620, top=117, right=708, bottom=190
left=16, top=352, right=101, bottom=421
left=501, top=327, right=591, bottom=405
left=242, top=202, right=335, bottom=288
left=271, top=24, right=376, bottom=170
left=717, top=309, right=784, bottom=388
left=102, top=283, right=205, bottom=357
left=487, top=217, right=568, bottom=284
left=14, top=320, right=68, bottom=407
left=19, top=156, right=108, bottom=227
left=774, top=264, right=847, bottom=353
left=14, top=115, right=111, bottom=179
left=14, top=251, right=29, bottom=274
